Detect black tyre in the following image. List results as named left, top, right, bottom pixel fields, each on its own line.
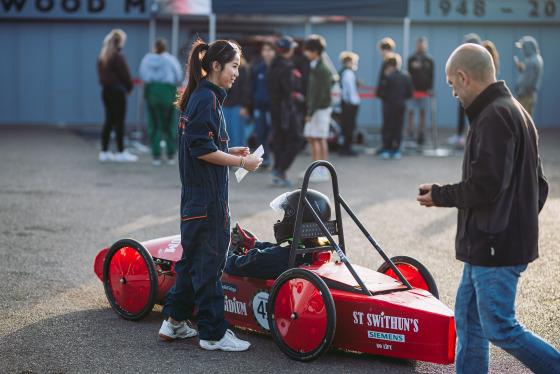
left=267, top=268, right=336, bottom=362
left=377, top=255, right=439, bottom=299
left=102, top=238, right=158, bottom=321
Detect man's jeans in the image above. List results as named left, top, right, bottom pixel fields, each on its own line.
left=455, top=263, right=560, bottom=373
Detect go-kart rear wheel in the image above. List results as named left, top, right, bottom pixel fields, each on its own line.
left=377, top=255, right=439, bottom=299
left=267, top=268, right=336, bottom=362
left=102, top=239, right=158, bottom=321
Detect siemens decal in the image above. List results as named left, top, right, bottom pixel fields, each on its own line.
left=353, top=310, right=419, bottom=333
left=368, top=330, right=405, bottom=342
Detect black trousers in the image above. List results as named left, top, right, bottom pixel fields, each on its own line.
left=101, top=87, right=127, bottom=152
left=341, top=101, right=359, bottom=149
left=381, top=101, right=406, bottom=152
left=270, top=103, right=302, bottom=173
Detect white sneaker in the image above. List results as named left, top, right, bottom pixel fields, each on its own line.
left=166, top=157, right=175, bottom=166
left=158, top=320, right=198, bottom=340
left=152, top=158, right=162, bottom=166
left=115, top=149, right=138, bottom=163
left=98, top=151, right=114, bottom=163
left=199, top=329, right=251, bottom=352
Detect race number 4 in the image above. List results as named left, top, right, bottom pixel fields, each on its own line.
left=251, top=290, right=270, bottom=331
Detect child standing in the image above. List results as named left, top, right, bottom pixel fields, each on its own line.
left=338, top=51, right=361, bottom=156
left=158, top=39, right=262, bottom=351
left=376, top=53, right=413, bottom=160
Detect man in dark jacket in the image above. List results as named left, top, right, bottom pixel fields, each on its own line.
left=417, top=44, right=558, bottom=374
left=267, top=36, right=303, bottom=187
left=406, top=37, right=434, bottom=145
left=251, top=41, right=275, bottom=168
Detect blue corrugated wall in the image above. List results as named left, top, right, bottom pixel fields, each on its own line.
left=1, top=17, right=558, bottom=127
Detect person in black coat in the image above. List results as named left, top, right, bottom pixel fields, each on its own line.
left=406, top=37, right=434, bottom=145
left=417, top=43, right=558, bottom=374
left=376, top=53, right=413, bottom=160
left=267, top=36, right=304, bottom=186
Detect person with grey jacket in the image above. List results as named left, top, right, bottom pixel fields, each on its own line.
left=139, top=38, right=183, bottom=165
left=514, top=36, right=543, bottom=117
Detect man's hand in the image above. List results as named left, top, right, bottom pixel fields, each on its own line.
left=417, top=184, right=435, bottom=207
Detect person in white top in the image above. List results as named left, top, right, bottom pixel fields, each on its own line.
left=338, top=51, right=361, bottom=156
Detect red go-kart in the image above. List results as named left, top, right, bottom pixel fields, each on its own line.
left=94, top=161, right=456, bottom=364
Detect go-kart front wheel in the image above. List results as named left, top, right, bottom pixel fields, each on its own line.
left=267, top=268, right=336, bottom=362
left=377, top=255, right=439, bottom=299
left=102, top=239, right=158, bottom=321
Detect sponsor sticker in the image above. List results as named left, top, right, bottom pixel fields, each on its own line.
left=222, top=282, right=238, bottom=294
left=368, top=330, right=405, bottom=343
left=163, top=237, right=181, bottom=253
left=224, top=295, right=247, bottom=316
left=353, top=310, right=419, bottom=332
left=251, top=290, right=270, bottom=331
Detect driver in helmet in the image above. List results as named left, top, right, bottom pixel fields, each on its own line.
left=224, top=189, right=332, bottom=279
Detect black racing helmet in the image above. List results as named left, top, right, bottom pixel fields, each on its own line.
left=271, top=189, right=332, bottom=243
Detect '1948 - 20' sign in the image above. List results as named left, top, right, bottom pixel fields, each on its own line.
left=410, top=0, right=559, bottom=23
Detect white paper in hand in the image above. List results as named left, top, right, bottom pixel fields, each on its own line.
left=235, top=145, right=264, bottom=183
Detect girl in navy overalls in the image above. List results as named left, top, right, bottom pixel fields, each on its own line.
left=158, top=39, right=262, bottom=351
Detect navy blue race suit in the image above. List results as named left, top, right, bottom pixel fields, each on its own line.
left=224, top=241, right=307, bottom=280
left=162, top=79, right=231, bottom=341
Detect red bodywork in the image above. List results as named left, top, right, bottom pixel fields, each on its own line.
left=94, top=234, right=456, bottom=365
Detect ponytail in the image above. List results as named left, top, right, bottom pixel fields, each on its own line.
left=178, top=40, right=210, bottom=112
left=177, top=39, right=242, bottom=112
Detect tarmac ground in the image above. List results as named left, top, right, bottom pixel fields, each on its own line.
left=1, top=124, right=559, bottom=373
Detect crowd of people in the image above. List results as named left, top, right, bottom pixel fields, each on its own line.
left=92, top=28, right=559, bottom=370
left=95, top=29, right=544, bottom=171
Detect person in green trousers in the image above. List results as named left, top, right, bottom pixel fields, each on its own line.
left=139, top=38, right=183, bottom=165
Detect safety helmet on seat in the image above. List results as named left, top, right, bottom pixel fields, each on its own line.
left=270, top=189, right=331, bottom=243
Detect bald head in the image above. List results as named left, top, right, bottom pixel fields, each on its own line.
left=445, top=43, right=498, bottom=107
left=446, top=43, right=496, bottom=84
